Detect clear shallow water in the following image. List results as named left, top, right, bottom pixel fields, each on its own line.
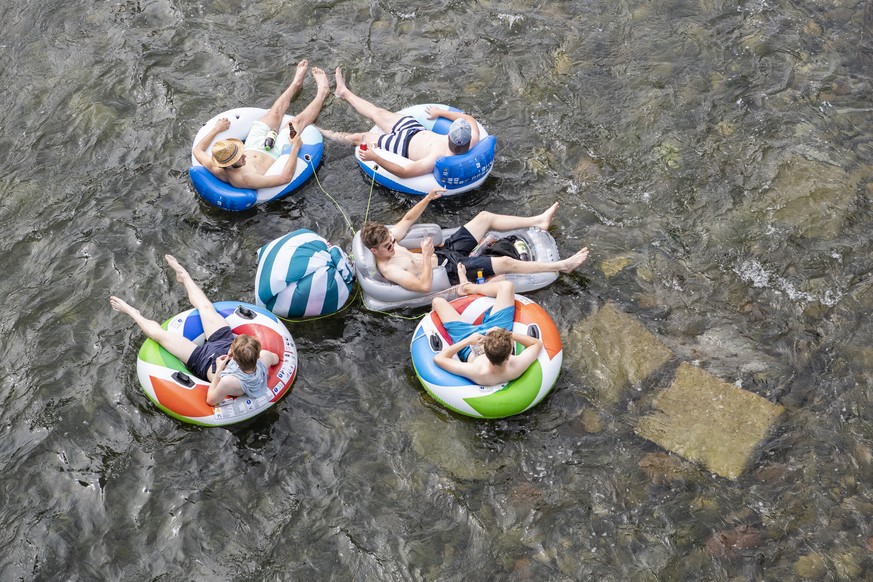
left=1, top=0, right=873, bottom=579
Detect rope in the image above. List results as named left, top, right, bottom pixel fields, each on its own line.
left=363, top=165, right=377, bottom=225
left=303, top=156, right=423, bottom=322
left=277, top=286, right=360, bottom=324
left=306, top=156, right=356, bottom=239
left=360, top=302, right=426, bottom=321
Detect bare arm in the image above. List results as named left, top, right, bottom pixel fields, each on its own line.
left=509, top=333, right=543, bottom=369
left=227, top=135, right=304, bottom=190
left=425, top=106, right=481, bottom=148
left=390, top=187, right=445, bottom=240
left=260, top=350, right=280, bottom=367
left=512, top=332, right=542, bottom=351
left=193, top=118, right=231, bottom=171
left=206, top=354, right=239, bottom=406
left=433, top=332, right=484, bottom=373
left=381, top=240, right=435, bottom=293
left=360, top=147, right=440, bottom=178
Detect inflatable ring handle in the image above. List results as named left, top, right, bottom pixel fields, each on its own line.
left=236, top=305, right=256, bottom=319
left=526, top=324, right=541, bottom=339
left=429, top=332, right=443, bottom=352
left=172, top=371, right=195, bottom=388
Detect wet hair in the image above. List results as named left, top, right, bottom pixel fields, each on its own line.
left=483, top=328, right=513, bottom=365
left=230, top=334, right=261, bottom=372
left=360, top=221, right=390, bottom=251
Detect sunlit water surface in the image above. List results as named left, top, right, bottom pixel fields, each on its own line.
left=1, top=0, right=872, bottom=580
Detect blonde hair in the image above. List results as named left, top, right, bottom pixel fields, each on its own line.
left=230, top=334, right=261, bottom=372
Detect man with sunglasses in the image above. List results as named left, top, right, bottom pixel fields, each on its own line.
left=193, top=60, right=329, bottom=190
left=359, top=188, right=590, bottom=293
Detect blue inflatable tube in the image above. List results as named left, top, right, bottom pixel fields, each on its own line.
left=355, top=104, right=495, bottom=197
left=189, top=107, right=324, bottom=211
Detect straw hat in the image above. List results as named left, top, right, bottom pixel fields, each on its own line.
left=212, top=138, right=244, bottom=168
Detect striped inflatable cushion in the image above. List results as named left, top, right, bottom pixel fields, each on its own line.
left=256, top=229, right=354, bottom=318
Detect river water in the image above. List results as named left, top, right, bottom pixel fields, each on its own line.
left=2, top=0, right=872, bottom=580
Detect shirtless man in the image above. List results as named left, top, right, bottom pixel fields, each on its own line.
left=359, top=187, right=590, bottom=293
left=318, top=67, right=481, bottom=178
left=193, top=60, right=330, bottom=190
left=432, top=274, right=542, bottom=386
left=109, top=255, right=279, bottom=406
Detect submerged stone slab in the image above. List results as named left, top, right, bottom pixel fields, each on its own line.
left=409, top=414, right=505, bottom=480
left=636, top=362, right=784, bottom=479
left=566, top=303, right=673, bottom=403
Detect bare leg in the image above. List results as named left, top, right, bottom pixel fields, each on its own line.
left=334, top=67, right=403, bottom=132
left=491, top=280, right=516, bottom=312
left=456, top=263, right=507, bottom=297
left=258, top=60, right=309, bottom=130
left=431, top=296, right=462, bottom=323
left=289, top=67, right=330, bottom=132
left=463, top=203, right=560, bottom=241
left=164, top=255, right=229, bottom=338
left=491, top=247, right=589, bottom=275
left=317, top=127, right=375, bottom=147
left=110, top=296, right=198, bottom=364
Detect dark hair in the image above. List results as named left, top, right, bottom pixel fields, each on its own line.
left=230, top=335, right=261, bottom=372
left=448, top=138, right=471, bottom=155
left=360, top=222, right=390, bottom=250
left=483, top=328, right=513, bottom=365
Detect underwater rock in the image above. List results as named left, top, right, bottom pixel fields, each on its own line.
left=566, top=303, right=673, bottom=404
left=635, top=362, right=784, bottom=479
left=832, top=549, right=862, bottom=579
left=638, top=452, right=693, bottom=485
left=751, top=156, right=859, bottom=239
left=793, top=553, right=827, bottom=579
left=599, top=255, right=633, bottom=278
left=703, top=525, right=762, bottom=561
left=409, top=414, right=504, bottom=480
left=580, top=409, right=605, bottom=433
left=573, top=157, right=601, bottom=182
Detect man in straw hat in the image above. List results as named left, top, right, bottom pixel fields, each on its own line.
left=318, top=67, right=480, bottom=178
left=193, top=60, right=329, bottom=190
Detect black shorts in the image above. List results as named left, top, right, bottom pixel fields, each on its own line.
left=435, top=227, right=494, bottom=285
left=186, top=326, right=234, bottom=381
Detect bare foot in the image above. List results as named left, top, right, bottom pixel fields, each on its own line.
left=557, top=247, right=589, bottom=273
left=457, top=263, right=469, bottom=285
left=456, top=264, right=473, bottom=295
left=109, top=295, right=139, bottom=318
left=314, top=126, right=364, bottom=146
left=292, top=59, right=309, bottom=87
left=533, top=202, right=560, bottom=230
left=312, top=67, right=329, bottom=94
left=164, top=254, right=190, bottom=284
left=335, top=67, right=349, bottom=100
